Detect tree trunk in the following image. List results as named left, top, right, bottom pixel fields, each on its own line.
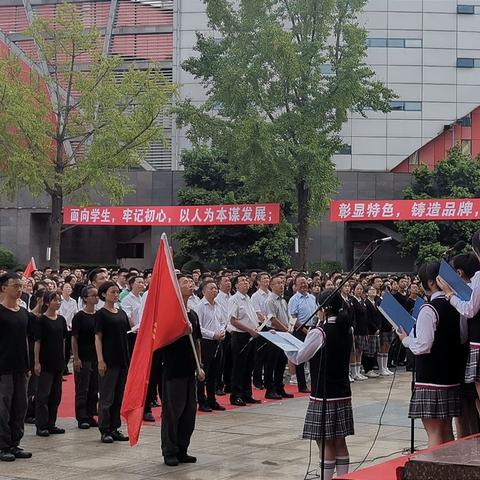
left=296, top=180, right=310, bottom=270
left=49, top=192, right=63, bottom=271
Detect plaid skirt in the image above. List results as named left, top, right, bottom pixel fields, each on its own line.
left=409, top=385, right=462, bottom=419
left=364, top=335, right=380, bottom=357
left=303, top=397, right=354, bottom=440
left=380, top=330, right=395, bottom=346
left=464, top=343, right=480, bottom=384
left=354, top=335, right=369, bottom=352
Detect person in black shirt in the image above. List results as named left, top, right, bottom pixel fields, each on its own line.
left=72, top=286, right=99, bottom=429
left=161, top=274, right=204, bottom=467
left=95, top=281, right=130, bottom=444
left=34, top=291, right=67, bottom=437
left=0, top=273, right=32, bottom=462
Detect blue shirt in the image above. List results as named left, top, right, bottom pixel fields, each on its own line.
left=288, top=292, right=317, bottom=327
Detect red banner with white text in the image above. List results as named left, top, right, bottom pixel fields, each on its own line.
left=63, top=203, right=280, bottom=226
left=330, top=198, right=480, bottom=222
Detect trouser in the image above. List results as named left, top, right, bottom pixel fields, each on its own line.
left=35, top=370, right=63, bottom=430
left=197, top=339, right=221, bottom=405
left=98, top=367, right=127, bottom=434
left=145, top=350, right=163, bottom=413
left=253, top=335, right=268, bottom=386
left=230, top=332, right=255, bottom=400
left=64, top=331, right=72, bottom=372
left=161, top=375, right=196, bottom=457
left=264, top=342, right=287, bottom=393
left=217, top=332, right=232, bottom=391
left=74, top=360, right=98, bottom=422
left=293, top=330, right=308, bottom=389
left=0, top=372, right=28, bottom=449
left=26, top=371, right=37, bottom=419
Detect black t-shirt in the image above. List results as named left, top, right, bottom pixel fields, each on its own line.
left=34, top=314, right=67, bottom=372
left=0, top=305, right=30, bottom=374
left=94, top=308, right=130, bottom=368
left=72, top=310, right=97, bottom=362
left=162, top=310, right=202, bottom=380
left=28, top=312, right=38, bottom=369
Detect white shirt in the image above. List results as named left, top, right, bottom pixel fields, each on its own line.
left=137, top=290, right=148, bottom=326
left=228, top=291, right=258, bottom=332
left=402, top=291, right=443, bottom=355
left=187, top=293, right=201, bottom=312
left=215, top=290, right=231, bottom=331
left=59, top=296, right=78, bottom=330
left=286, top=328, right=325, bottom=365
left=121, top=291, right=142, bottom=326
left=195, top=297, right=224, bottom=340
left=450, top=270, right=480, bottom=319
left=251, top=288, right=269, bottom=324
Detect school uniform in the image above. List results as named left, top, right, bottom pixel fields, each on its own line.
left=351, top=296, right=368, bottom=351
left=364, top=299, right=381, bottom=358
left=402, top=292, right=463, bottom=419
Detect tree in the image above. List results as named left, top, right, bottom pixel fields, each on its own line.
left=0, top=3, right=174, bottom=269
left=397, top=145, right=480, bottom=263
left=177, top=0, right=395, bottom=268
left=174, top=147, right=295, bottom=270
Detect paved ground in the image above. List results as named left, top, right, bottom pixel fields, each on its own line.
left=2, top=369, right=427, bottom=480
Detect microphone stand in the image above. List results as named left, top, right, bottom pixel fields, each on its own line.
left=302, top=239, right=388, bottom=480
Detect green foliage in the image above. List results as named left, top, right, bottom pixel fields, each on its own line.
left=177, top=0, right=395, bottom=265
left=0, top=246, right=17, bottom=269
left=397, top=145, right=480, bottom=263
left=174, top=147, right=295, bottom=270
left=308, top=260, right=343, bottom=274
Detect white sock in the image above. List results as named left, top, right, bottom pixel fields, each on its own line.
left=320, top=459, right=336, bottom=480
left=356, top=363, right=362, bottom=376
left=350, top=364, right=356, bottom=376
left=380, top=354, right=386, bottom=371
left=336, top=456, right=350, bottom=475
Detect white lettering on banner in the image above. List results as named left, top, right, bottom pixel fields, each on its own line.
left=382, top=203, right=394, bottom=217
left=229, top=207, right=240, bottom=222
left=80, top=209, right=90, bottom=223
left=191, top=208, right=202, bottom=222
left=441, top=201, right=456, bottom=217
left=241, top=206, right=253, bottom=222
left=155, top=209, right=167, bottom=223
left=426, top=202, right=441, bottom=217
left=254, top=207, right=266, bottom=221
left=411, top=202, right=426, bottom=217
left=338, top=203, right=351, bottom=219
left=133, top=208, right=144, bottom=223
left=100, top=209, right=111, bottom=223
left=122, top=208, right=133, bottom=223
left=70, top=209, right=80, bottom=222
left=458, top=201, right=474, bottom=217
left=90, top=208, right=101, bottom=223
left=204, top=208, right=214, bottom=222
left=180, top=208, right=190, bottom=223
left=352, top=203, right=365, bottom=218
left=366, top=203, right=380, bottom=218
left=144, top=209, right=155, bottom=223
left=216, top=207, right=228, bottom=222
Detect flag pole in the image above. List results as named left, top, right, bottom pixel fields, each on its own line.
left=188, top=333, right=202, bottom=374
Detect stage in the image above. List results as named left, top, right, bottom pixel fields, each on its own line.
left=339, top=434, right=480, bottom=480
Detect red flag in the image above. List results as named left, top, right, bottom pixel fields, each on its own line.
left=23, top=257, right=37, bottom=278
left=121, top=233, right=189, bottom=446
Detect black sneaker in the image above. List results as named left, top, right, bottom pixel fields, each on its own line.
left=111, top=430, right=129, bottom=442
left=208, top=402, right=226, bottom=411
left=36, top=429, right=50, bottom=437
left=101, top=433, right=114, bottom=444
left=143, top=412, right=155, bottom=422
left=87, top=417, right=98, bottom=428
left=177, top=453, right=197, bottom=463
left=198, top=404, right=212, bottom=412
left=48, top=426, right=65, bottom=434
left=0, top=449, right=15, bottom=462
left=9, top=447, right=32, bottom=459
left=78, top=421, right=90, bottom=430
left=24, top=417, right=35, bottom=424
left=164, top=454, right=179, bottom=466
left=265, top=391, right=282, bottom=400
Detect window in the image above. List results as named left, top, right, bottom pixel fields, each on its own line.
left=387, top=38, right=405, bottom=48
left=367, top=38, right=387, bottom=47
left=457, top=58, right=475, bottom=68
left=474, top=59, right=480, bottom=67
left=408, top=151, right=419, bottom=165
left=389, top=101, right=422, bottom=111
left=390, top=101, right=405, bottom=111
left=404, top=39, right=422, bottom=48
left=337, top=144, right=352, bottom=155
left=458, top=114, right=472, bottom=127
left=461, top=139, right=472, bottom=155
left=457, top=5, right=475, bottom=14
left=320, top=64, right=334, bottom=75
left=367, top=38, right=422, bottom=48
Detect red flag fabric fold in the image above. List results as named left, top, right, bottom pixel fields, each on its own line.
left=23, top=257, right=37, bottom=278
left=121, top=233, right=188, bottom=446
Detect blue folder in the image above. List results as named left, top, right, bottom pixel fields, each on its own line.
left=412, top=297, right=425, bottom=320
left=439, top=259, right=472, bottom=301
left=378, top=291, right=416, bottom=334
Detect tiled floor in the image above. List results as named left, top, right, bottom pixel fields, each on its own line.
left=3, top=370, right=426, bottom=479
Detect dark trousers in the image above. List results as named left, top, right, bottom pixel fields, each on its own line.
left=98, top=367, right=127, bottom=434
left=74, top=360, right=98, bottom=422
left=0, top=373, right=28, bottom=449
left=145, top=350, right=163, bottom=414
left=230, top=332, right=255, bottom=400
left=293, top=330, right=308, bottom=390
left=197, top=339, right=221, bottom=406
left=217, top=332, right=232, bottom=391
left=35, top=370, right=63, bottom=430
left=26, top=373, right=37, bottom=419
left=253, top=335, right=268, bottom=386
left=264, top=342, right=287, bottom=394
left=161, top=375, right=196, bottom=457
left=65, top=331, right=72, bottom=372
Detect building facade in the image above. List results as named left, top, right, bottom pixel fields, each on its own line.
left=0, top=0, right=478, bottom=270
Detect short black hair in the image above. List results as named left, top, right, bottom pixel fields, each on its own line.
left=418, top=261, right=440, bottom=292
left=97, top=281, right=117, bottom=301
left=0, top=272, right=21, bottom=289
left=232, top=274, right=247, bottom=289
left=81, top=285, right=97, bottom=300
left=127, top=275, right=143, bottom=288
left=452, top=253, right=480, bottom=281
left=88, top=267, right=105, bottom=283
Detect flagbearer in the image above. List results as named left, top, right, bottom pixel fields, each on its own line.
left=161, top=274, right=205, bottom=467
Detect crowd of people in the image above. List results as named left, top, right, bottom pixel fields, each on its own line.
left=2, top=243, right=480, bottom=477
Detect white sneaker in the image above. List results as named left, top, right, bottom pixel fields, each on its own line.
left=385, top=368, right=394, bottom=376
left=380, top=369, right=391, bottom=376
left=349, top=373, right=355, bottom=383
left=290, top=374, right=298, bottom=385
left=365, top=370, right=379, bottom=378
left=353, top=374, right=367, bottom=381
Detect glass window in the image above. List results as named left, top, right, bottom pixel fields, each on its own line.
left=337, top=144, right=352, bottom=155
left=320, top=64, right=334, bottom=75
left=462, top=140, right=472, bottom=155
left=458, top=114, right=472, bottom=127
left=408, top=151, right=419, bottom=165
left=390, top=101, right=405, bottom=111
left=367, top=38, right=387, bottom=47
left=387, top=39, right=405, bottom=48
left=404, top=102, right=422, bottom=111
left=457, top=58, right=475, bottom=68
left=458, top=5, right=475, bottom=14
left=474, top=59, right=480, bottom=68
left=404, top=39, right=422, bottom=48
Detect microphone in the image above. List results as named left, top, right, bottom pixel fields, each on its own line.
left=373, top=237, right=393, bottom=244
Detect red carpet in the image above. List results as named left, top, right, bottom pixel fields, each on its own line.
left=337, top=455, right=407, bottom=480
left=57, top=374, right=309, bottom=422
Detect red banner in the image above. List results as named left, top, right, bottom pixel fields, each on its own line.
left=330, top=198, right=480, bottom=222
left=63, top=203, right=280, bottom=226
